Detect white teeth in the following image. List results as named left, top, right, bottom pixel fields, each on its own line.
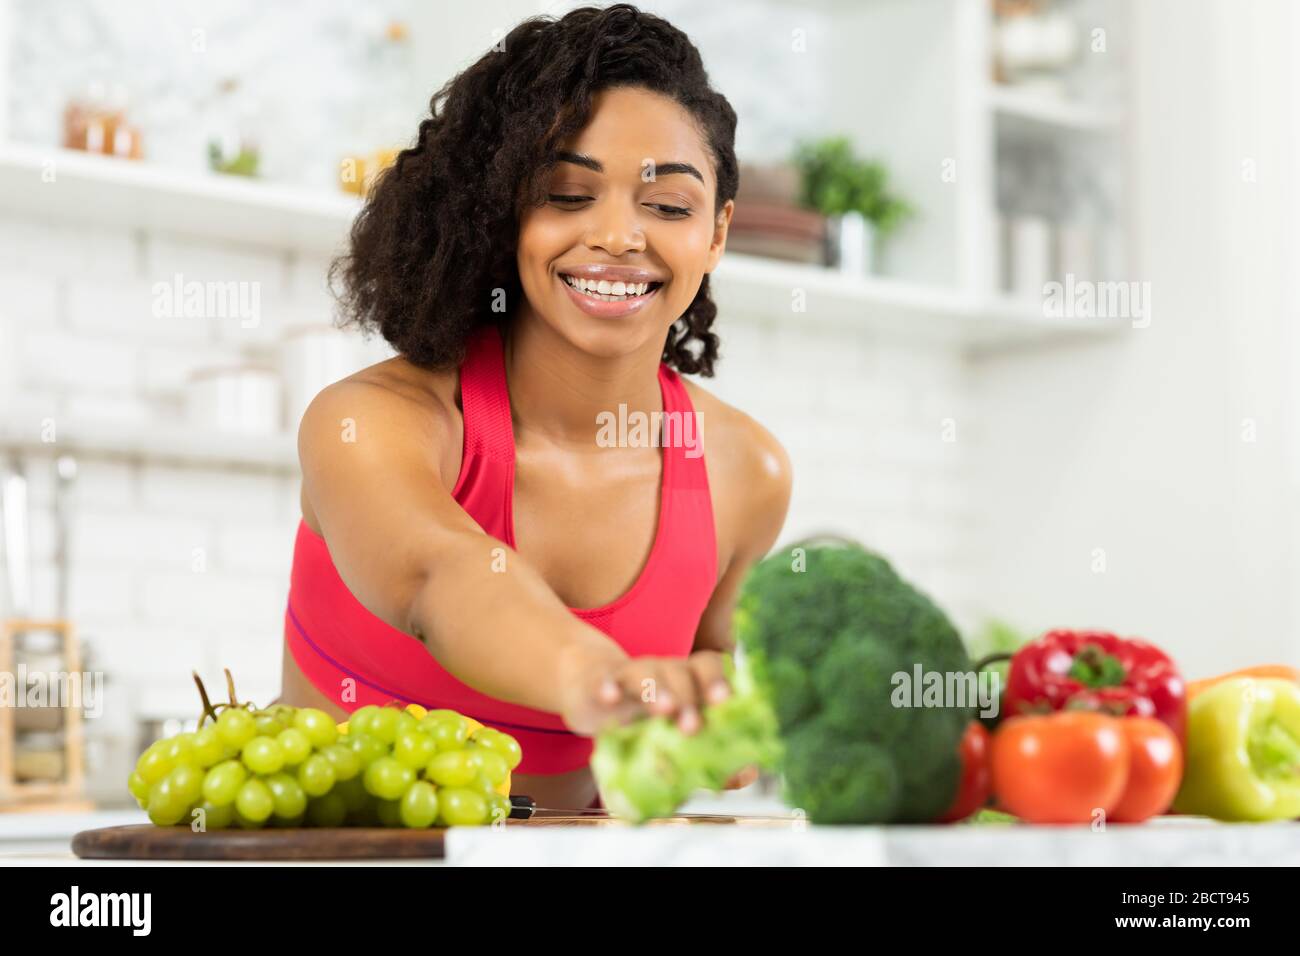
left=562, top=275, right=657, bottom=300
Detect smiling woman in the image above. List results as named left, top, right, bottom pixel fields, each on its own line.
left=279, top=3, right=791, bottom=811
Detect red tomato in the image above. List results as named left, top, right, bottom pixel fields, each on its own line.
left=938, top=722, right=992, bottom=822
left=1107, top=718, right=1183, bottom=823
left=991, top=712, right=1131, bottom=823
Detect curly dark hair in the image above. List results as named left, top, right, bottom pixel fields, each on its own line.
left=330, top=3, right=739, bottom=377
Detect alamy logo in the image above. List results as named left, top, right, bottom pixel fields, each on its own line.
left=50, top=886, right=151, bottom=935
left=890, top=665, right=1001, bottom=719
left=0, top=666, right=103, bottom=718
left=595, top=404, right=703, bottom=459
left=151, top=272, right=261, bottom=328
left=1042, top=274, right=1152, bottom=329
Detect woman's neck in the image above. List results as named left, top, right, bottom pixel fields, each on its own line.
left=501, top=313, right=665, bottom=448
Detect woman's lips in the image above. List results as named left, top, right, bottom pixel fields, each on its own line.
left=558, top=273, right=661, bottom=318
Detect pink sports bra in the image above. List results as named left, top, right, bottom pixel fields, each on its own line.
left=284, top=323, right=718, bottom=774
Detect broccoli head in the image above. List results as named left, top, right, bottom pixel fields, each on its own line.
left=738, top=540, right=971, bottom=823
left=593, top=539, right=972, bottom=824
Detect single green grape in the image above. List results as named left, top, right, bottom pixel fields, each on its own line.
left=294, top=708, right=339, bottom=748
left=216, top=708, right=257, bottom=750
left=202, top=759, right=247, bottom=806
left=276, top=727, right=312, bottom=765
left=467, top=747, right=510, bottom=787
left=466, top=773, right=498, bottom=797
left=486, top=793, right=512, bottom=826
left=166, top=764, right=206, bottom=805
left=369, top=707, right=400, bottom=744
left=472, top=728, right=523, bottom=770
left=164, top=733, right=196, bottom=766
left=393, top=711, right=418, bottom=737
left=348, top=734, right=388, bottom=769
left=425, top=749, right=477, bottom=788
left=322, top=743, right=361, bottom=781
left=400, top=781, right=439, bottom=829
left=364, top=756, right=415, bottom=801
left=438, top=788, right=490, bottom=826
left=297, top=754, right=336, bottom=797
left=348, top=705, right=380, bottom=737
left=306, top=792, right=348, bottom=827
left=196, top=799, right=234, bottom=830
left=266, top=704, right=298, bottom=723
left=424, top=716, right=469, bottom=752
left=232, top=806, right=264, bottom=830
left=135, top=739, right=174, bottom=783
left=265, top=773, right=308, bottom=820
left=146, top=779, right=190, bottom=826
left=136, top=752, right=174, bottom=786
left=254, top=712, right=287, bottom=737
left=235, top=778, right=274, bottom=823
left=127, top=770, right=151, bottom=805
left=393, top=729, right=437, bottom=770
left=191, top=726, right=226, bottom=767
left=241, top=735, right=285, bottom=775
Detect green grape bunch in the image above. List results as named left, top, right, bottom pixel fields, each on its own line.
left=129, top=671, right=522, bottom=831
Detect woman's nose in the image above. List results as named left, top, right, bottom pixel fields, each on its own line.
left=584, top=201, right=646, bottom=256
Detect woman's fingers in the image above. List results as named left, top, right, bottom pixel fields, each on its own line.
left=723, top=765, right=760, bottom=790
left=653, top=662, right=701, bottom=729
left=687, top=651, right=731, bottom=706
left=582, top=653, right=737, bottom=736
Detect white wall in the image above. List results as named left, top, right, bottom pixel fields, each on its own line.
left=967, top=0, right=1299, bottom=676
left=710, top=317, right=974, bottom=623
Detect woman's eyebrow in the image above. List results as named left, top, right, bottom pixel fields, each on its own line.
left=554, top=151, right=704, bottom=184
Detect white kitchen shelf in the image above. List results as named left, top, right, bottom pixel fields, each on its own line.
left=0, top=409, right=299, bottom=474
left=0, top=142, right=361, bottom=255
left=0, top=143, right=1126, bottom=352
left=711, top=253, right=1129, bottom=350
left=986, top=85, right=1125, bottom=133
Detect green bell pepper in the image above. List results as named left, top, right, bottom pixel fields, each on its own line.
left=1172, top=677, right=1300, bottom=821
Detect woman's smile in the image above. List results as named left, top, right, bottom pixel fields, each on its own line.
left=556, top=263, right=666, bottom=318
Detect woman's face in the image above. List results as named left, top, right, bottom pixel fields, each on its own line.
left=515, top=86, right=733, bottom=360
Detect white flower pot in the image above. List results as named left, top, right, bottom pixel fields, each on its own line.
left=828, top=211, right=876, bottom=277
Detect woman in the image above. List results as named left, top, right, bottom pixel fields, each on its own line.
left=279, top=4, right=791, bottom=810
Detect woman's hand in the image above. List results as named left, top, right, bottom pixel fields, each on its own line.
left=559, top=648, right=733, bottom=737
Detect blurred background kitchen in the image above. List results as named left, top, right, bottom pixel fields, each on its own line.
left=0, top=0, right=1295, bottom=813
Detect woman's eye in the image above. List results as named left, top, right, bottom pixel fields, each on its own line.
left=646, top=203, right=692, bottom=218
left=547, top=194, right=592, bottom=206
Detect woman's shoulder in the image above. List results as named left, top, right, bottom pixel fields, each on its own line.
left=298, top=354, right=464, bottom=488
left=680, top=376, right=792, bottom=522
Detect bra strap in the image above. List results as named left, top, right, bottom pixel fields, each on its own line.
left=459, top=324, right=515, bottom=464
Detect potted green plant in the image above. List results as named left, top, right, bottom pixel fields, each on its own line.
left=793, top=137, right=912, bottom=276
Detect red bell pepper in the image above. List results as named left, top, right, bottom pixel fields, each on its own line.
left=1003, top=630, right=1186, bottom=742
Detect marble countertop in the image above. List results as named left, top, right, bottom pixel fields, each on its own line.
left=4, top=801, right=1299, bottom=866
left=449, top=815, right=1300, bottom=866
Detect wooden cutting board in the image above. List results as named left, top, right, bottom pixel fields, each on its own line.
left=72, top=815, right=746, bottom=861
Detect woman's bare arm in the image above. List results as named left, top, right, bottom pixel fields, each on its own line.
left=690, top=397, right=793, bottom=654
left=298, top=378, right=726, bottom=735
